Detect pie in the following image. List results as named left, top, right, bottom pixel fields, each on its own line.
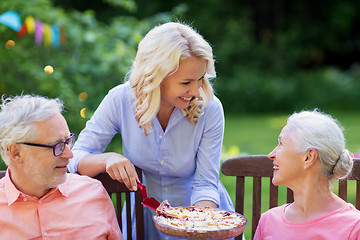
left=153, top=200, right=247, bottom=239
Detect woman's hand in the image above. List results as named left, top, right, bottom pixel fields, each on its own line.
left=104, top=153, right=139, bottom=191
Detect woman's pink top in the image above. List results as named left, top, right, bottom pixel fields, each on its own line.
left=254, top=203, right=360, bottom=240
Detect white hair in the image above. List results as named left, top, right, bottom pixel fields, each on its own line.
left=129, top=22, right=215, bottom=135
left=0, top=95, right=64, bottom=166
left=286, top=110, right=353, bottom=180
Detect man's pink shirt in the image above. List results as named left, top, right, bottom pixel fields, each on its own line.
left=254, top=203, right=360, bottom=240
left=0, top=170, right=123, bottom=240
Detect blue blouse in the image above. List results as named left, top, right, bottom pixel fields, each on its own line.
left=68, top=82, right=234, bottom=239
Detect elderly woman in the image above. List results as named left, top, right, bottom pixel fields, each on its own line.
left=254, top=110, right=360, bottom=240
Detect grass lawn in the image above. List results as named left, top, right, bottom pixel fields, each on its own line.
left=220, top=111, right=360, bottom=239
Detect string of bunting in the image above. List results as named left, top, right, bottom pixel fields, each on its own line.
left=0, top=10, right=66, bottom=48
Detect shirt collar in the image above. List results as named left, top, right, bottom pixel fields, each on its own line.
left=4, top=169, right=68, bottom=206
left=4, top=169, right=20, bottom=206
left=57, top=180, right=69, bottom=197
left=165, top=108, right=186, bottom=131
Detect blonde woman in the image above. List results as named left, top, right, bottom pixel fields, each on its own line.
left=254, top=110, right=360, bottom=240
left=68, top=22, right=234, bottom=239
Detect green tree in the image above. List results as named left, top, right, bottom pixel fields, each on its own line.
left=0, top=0, right=173, bottom=169
left=120, top=0, right=360, bottom=113
left=0, top=0, right=172, bottom=131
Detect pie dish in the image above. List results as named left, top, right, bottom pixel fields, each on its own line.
left=153, top=200, right=247, bottom=239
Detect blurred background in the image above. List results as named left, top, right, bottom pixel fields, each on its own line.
left=2, top=0, right=360, bottom=129
left=2, top=0, right=360, bottom=238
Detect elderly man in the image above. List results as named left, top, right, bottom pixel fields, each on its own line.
left=0, top=95, right=123, bottom=240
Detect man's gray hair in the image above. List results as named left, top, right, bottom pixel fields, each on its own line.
left=0, top=95, right=64, bottom=166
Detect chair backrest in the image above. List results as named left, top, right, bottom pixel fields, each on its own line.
left=221, top=155, right=360, bottom=240
left=94, top=168, right=144, bottom=240
left=0, top=169, right=144, bottom=240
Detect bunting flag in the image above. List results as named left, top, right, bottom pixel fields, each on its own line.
left=43, top=24, right=51, bottom=48
left=0, top=11, right=65, bottom=48
left=25, top=15, right=35, bottom=34
left=0, top=11, right=21, bottom=31
left=60, top=26, right=66, bottom=44
left=35, top=20, right=43, bottom=46
left=51, top=25, right=60, bottom=47
left=16, top=24, right=27, bottom=38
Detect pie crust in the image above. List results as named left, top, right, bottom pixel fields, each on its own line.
left=153, top=200, right=247, bottom=239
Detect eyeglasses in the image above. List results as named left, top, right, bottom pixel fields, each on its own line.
left=17, top=133, right=76, bottom=156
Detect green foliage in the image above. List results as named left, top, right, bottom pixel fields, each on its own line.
left=131, top=0, right=360, bottom=113
left=0, top=0, right=173, bottom=136
left=7, top=0, right=358, bottom=115
left=103, top=0, right=137, bottom=13
left=216, top=66, right=360, bottom=113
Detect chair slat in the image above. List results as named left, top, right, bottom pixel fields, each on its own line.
left=235, top=177, right=245, bottom=240
left=269, top=177, right=278, bottom=208
left=286, top=188, right=294, bottom=203
left=252, top=177, right=261, bottom=239
left=357, top=180, right=360, bottom=210
left=126, top=193, right=132, bottom=240
left=339, top=180, right=347, bottom=201
left=135, top=188, right=145, bottom=240
left=116, top=193, right=123, bottom=230
left=235, top=177, right=245, bottom=215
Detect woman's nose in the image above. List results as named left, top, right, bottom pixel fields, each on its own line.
left=189, top=81, right=200, bottom=98
left=268, top=148, right=276, bottom=160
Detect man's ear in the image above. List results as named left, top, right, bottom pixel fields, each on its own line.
left=304, top=148, right=318, bottom=169
left=7, top=143, right=23, bottom=163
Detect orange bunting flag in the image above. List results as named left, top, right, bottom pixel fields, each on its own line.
left=60, top=26, right=66, bottom=44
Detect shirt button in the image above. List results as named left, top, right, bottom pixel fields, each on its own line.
left=165, top=238, right=169, bottom=240
left=43, top=232, right=47, bottom=236
left=160, top=160, right=164, bottom=164
left=39, top=200, right=42, bottom=204
left=159, top=135, right=163, bottom=139
left=23, top=198, right=27, bottom=202
left=164, top=187, right=168, bottom=192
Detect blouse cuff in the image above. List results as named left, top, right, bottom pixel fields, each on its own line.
left=67, top=150, right=89, bottom=173
left=191, top=188, right=220, bottom=207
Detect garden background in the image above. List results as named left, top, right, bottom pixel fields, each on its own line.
left=1, top=0, right=360, bottom=239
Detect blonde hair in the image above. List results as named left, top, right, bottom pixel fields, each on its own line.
left=129, top=22, right=215, bottom=135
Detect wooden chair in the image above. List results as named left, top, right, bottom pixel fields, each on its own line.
left=93, top=168, right=145, bottom=240
left=221, top=155, right=360, bottom=240
left=0, top=169, right=145, bottom=240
